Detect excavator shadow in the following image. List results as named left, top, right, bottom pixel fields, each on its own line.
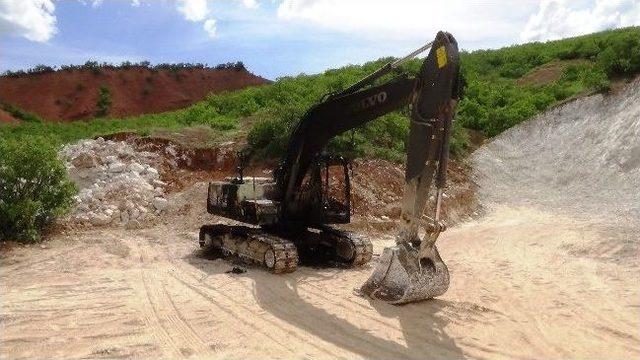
left=186, top=249, right=465, bottom=359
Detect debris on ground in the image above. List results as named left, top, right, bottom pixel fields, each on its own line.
left=59, top=137, right=169, bottom=228
left=226, top=266, right=247, bottom=274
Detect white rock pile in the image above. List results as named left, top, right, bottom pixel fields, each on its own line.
left=59, top=138, right=169, bottom=228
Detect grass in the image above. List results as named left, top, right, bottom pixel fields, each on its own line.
left=1, top=26, right=638, bottom=162
left=0, top=102, right=43, bottom=123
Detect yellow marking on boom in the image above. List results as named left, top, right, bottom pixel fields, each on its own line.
left=436, top=46, right=447, bottom=68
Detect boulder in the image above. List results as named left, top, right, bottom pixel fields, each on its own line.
left=109, top=162, right=126, bottom=173
left=145, top=167, right=160, bottom=179
left=152, top=197, right=168, bottom=211
left=90, top=213, right=112, bottom=226
left=71, top=153, right=95, bottom=168
left=128, top=162, right=145, bottom=174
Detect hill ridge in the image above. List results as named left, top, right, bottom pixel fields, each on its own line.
left=0, top=66, right=268, bottom=121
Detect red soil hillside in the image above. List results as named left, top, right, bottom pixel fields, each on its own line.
left=0, top=67, right=268, bottom=122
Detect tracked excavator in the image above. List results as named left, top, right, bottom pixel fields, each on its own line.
left=199, top=31, right=461, bottom=304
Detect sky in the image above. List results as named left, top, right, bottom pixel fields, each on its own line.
left=0, top=0, right=639, bottom=79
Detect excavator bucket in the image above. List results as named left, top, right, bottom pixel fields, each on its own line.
left=359, top=31, right=460, bottom=304
left=359, top=243, right=449, bottom=304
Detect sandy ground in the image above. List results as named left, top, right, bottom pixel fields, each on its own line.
left=2, top=77, right=639, bottom=360
left=1, top=203, right=638, bottom=359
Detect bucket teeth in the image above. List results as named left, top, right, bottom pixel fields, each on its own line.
left=359, top=243, right=449, bottom=304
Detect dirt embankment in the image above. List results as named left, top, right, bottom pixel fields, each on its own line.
left=516, top=59, right=592, bottom=86
left=0, top=67, right=268, bottom=121
left=0, top=108, right=18, bottom=124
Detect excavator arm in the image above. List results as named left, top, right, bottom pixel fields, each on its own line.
left=278, top=32, right=460, bottom=231
left=274, top=31, right=461, bottom=304
left=277, top=75, right=415, bottom=221
left=361, top=31, right=461, bottom=304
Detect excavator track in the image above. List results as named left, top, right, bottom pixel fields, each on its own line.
left=321, top=227, right=373, bottom=267
left=199, top=224, right=298, bottom=273
left=344, top=233, right=374, bottom=267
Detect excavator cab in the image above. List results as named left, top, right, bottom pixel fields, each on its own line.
left=280, top=154, right=351, bottom=226
left=318, top=155, right=351, bottom=224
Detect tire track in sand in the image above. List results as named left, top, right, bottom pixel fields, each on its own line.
left=147, top=232, right=349, bottom=358
left=167, top=261, right=343, bottom=358
left=125, top=236, right=211, bottom=358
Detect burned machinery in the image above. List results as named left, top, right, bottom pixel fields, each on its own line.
left=200, top=31, right=461, bottom=304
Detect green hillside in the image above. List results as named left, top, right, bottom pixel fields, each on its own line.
left=2, top=26, right=638, bottom=162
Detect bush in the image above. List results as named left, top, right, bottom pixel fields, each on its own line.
left=0, top=138, right=76, bottom=242
left=581, top=67, right=610, bottom=92
left=96, top=85, right=112, bottom=117
left=247, top=116, right=293, bottom=158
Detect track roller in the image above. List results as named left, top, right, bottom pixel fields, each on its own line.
left=200, top=224, right=298, bottom=273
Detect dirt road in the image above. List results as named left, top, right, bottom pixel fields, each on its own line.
left=1, top=203, right=638, bottom=359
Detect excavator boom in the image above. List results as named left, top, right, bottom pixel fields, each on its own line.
left=277, top=76, right=415, bottom=222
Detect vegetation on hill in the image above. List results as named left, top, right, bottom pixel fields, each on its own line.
left=96, top=86, right=113, bottom=117
left=455, top=27, right=639, bottom=136
left=0, top=60, right=247, bottom=78
left=1, top=27, right=638, bottom=163
left=0, top=102, right=43, bottom=123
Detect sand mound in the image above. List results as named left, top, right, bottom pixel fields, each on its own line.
left=473, top=77, right=640, bottom=221
left=472, top=77, right=640, bottom=263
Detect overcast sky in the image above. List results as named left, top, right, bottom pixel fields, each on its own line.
left=1, top=0, right=639, bottom=79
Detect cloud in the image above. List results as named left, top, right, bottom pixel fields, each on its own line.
left=175, top=0, right=217, bottom=39
left=203, top=18, right=217, bottom=38
left=176, top=0, right=210, bottom=22
left=521, top=0, right=640, bottom=41
left=239, top=0, right=259, bottom=9
left=175, top=0, right=259, bottom=39
left=276, top=0, right=541, bottom=46
left=0, top=0, right=57, bottom=42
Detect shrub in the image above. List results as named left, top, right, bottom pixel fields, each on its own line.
left=0, top=102, right=43, bottom=123
left=205, top=115, right=237, bottom=131
left=96, top=85, right=112, bottom=117
left=84, top=60, right=102, bottom=75
left=28, top=64, right=55, bottom=75
left=581, top=67, right=610, bottom=92
left=247, top=116, right=293, bottom=158
left=0, top=138, right=76, bottom=242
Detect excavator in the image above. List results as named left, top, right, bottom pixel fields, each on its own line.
left=199, top=31, right=461, bottom=304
